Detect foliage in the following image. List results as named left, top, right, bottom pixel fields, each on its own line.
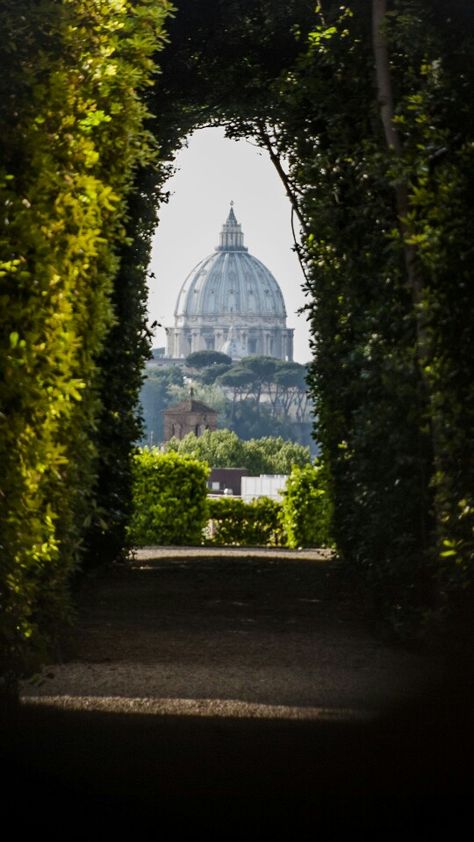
left=166, top=428, right=310, bottom=475
left=233, top=0, right=472, bottom=624
left=2, top=0, right=472, bottom=685
left=198, top=362, right=233, bottom=385
left=217, top=357, right=311, bottom=424
left=167, top=428, right=246, bottom=467
left=272, top=2, right=435, bottom=610
left=281, top=463, right=334, bottom=549
left=140, top=355, right=314, bottom=446
left=160, top=0, right=471, bottom=626
left=0, top=0, right=171, bottom=677
left=142, top=0, right=474, bottom=623
left=243, top=436, right=310, bottom=475
left=140, top=365, right=185, bottom=445
left=284, top=1, right=474, bottom=621
left=185, top=350, right=232, bottom=369
left=128, top=449, right=209, bottom=546
left=207, top=496, right=284, bottom=547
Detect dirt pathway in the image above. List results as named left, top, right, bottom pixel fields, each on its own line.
left=6, top=548, right=471, bottom=828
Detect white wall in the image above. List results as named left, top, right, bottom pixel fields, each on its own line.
left=241, top=475, right=288, bottom=502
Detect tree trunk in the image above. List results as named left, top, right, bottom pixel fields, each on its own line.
left=372, top=0, right=422, bottom=311
left=372, top=0, right=401, bottom=153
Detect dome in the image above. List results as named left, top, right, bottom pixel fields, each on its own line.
left=166, top=204, right=294, bottom=362
left=174, top=205, right=287, bottom=321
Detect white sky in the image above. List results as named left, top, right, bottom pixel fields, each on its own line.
left=147, top=127, right=312, bottom=363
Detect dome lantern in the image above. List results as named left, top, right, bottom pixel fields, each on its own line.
left=216, top=202, right=248, bottom=252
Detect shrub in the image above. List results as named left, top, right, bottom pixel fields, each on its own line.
left=281, top=462, right=334, bottom=548
left=128, top=449, right=209, bottom=546
left=207, top=496, right=285, bottom=547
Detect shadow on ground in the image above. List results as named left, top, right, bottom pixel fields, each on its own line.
left=2, top=690, right=473, bottom=831
left=3, top=549, right=473, bottom=830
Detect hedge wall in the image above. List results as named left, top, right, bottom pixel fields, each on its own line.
left=128, top=450, right=209, bottom=546
left=281, top=463, right=334, bottom=549
left=0, top=0, right=172, bottom=680
left=207, top=496, right=285, bottom=547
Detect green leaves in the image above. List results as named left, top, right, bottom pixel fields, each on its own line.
left=165, top=428, right=310, bottom=476
left=0, top=0, right=172, bottom=676
left=128, top=450, right=209, bottom=546
left=207, top=496, right=284, bottom=547
left=281, top=462, right=334, bottom=549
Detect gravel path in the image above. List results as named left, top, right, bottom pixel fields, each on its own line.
left=21, top=547, right=444, bottom=718
left=7, top=548, right=472, bottom=827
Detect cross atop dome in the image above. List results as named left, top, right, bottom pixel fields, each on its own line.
left=216, top=203, right=248, bottom=252
left=226, top=200, right=237, bottom=225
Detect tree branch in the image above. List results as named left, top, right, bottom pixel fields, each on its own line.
left=256, top=122, right=304, bottom=227
left=372, top=0, right=422, bottom=305
left=254, top=120, right=312, bottom=285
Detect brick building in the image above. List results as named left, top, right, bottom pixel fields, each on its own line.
left=163, top=398, right=217, bottom=442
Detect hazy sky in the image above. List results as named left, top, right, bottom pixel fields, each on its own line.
left=147, top=127, right=312, bottom=363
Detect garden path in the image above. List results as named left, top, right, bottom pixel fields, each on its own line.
left=8, top=548, right=470, bottom=828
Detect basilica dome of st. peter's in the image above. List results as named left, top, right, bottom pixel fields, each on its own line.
left=166, top=204, right=294, bottom=361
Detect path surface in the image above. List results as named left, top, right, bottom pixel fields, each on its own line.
left=6, top=548, right=472, bottom=828
left=21, top=547, right=442, bottom=716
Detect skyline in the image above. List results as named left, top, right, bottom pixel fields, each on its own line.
left=147, top=127, right=312, bottom=363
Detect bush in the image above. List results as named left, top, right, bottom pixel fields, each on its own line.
left=281, top=462, right=334, bottom=548
left=207, top=496, right=285, bottom=547
left=128, top=449, right=209, bottom=546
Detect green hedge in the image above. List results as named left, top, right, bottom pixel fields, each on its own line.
left=281, top=463, right=334, bottom=549
left=128, top=455, right=335, bottom=549
left=207, top=496, right=285, bottom=547
left=0, top=0, right=171, bottom=680
left=128, top=450, right=209, bottom=546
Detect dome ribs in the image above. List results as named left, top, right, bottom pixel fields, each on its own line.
left=167, top=206, right=293, bottom=360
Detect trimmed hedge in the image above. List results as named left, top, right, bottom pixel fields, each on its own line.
left=128, top=450, right=209, bottom=546
left=207, top=496, right=285, bottom=547
left=128, top=455, right=334, bottom=549
left=281, top=463, right=334, bottom=549
left=0, top=0, right=171, bottom=679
